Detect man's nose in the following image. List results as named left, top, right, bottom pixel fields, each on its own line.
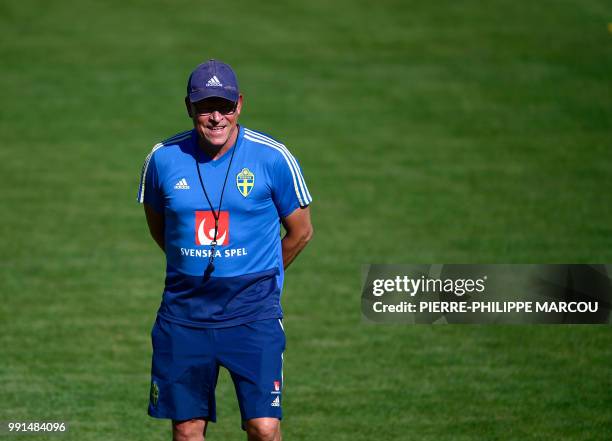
left=209, top=110, right=223, bottom=121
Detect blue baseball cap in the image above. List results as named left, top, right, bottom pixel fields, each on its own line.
left=187, top=59, right=239, bottom=103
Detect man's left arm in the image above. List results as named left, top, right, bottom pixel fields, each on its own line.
left=281, top=206, right=313, bottom=269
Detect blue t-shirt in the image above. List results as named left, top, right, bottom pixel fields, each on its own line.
left=137, top=126, right=312, bottom=328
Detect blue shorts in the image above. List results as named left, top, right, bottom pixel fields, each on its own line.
left=148, top=316, right=285, bottom=423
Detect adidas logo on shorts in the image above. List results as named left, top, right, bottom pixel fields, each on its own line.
left=271, top=396, right=280, bottom=407
left=174, top=178, right=190, bottom=190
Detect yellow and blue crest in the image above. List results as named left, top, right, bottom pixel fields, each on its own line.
left=150, top=381, right=159, bottom=407
left=236, top=167, right=255, bottom=197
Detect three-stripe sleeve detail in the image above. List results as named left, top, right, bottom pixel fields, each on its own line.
left=137, top=132, right=192, bottom=203
left=243, top=129, right=312, bottom=207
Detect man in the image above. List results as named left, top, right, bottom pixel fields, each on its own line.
left=137, top=59, right=313, bottom=441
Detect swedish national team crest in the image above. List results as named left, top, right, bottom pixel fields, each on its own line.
left=150, top=380, right=159, bottom=407
left=236, top=168, right=255, bottom=197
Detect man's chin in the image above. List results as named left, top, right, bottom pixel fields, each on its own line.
left=201, top=132, right=228, bottom=147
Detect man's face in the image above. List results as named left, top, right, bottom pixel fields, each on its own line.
left=187, top=96, right=243, bottom=149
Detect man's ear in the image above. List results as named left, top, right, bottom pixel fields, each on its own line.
left=185, top=97, right=193, bottom=118
left=235, top=94, right=244, bottom=117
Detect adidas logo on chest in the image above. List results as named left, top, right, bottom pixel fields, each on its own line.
left=174, top=178, right=190, bottom=190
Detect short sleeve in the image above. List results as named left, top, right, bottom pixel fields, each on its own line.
left=137, top=148, right=164, bottom=213
left=271, top=150, right=313, bottom=218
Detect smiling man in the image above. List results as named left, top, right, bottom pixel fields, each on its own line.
left=137, top=59, right=313, bottom=441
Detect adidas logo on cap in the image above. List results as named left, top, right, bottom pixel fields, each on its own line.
left=206, top=76, right=223, bottom=87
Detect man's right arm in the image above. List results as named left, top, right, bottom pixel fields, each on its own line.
left=144, top=204, right=165, bottom=252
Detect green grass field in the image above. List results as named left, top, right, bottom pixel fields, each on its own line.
left=1, top=0, right=611, bottom=439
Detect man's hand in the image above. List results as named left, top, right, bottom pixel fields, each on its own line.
left=144, top=204, right=165, bottom=252
left=281, top=206, right=313, bottom=269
